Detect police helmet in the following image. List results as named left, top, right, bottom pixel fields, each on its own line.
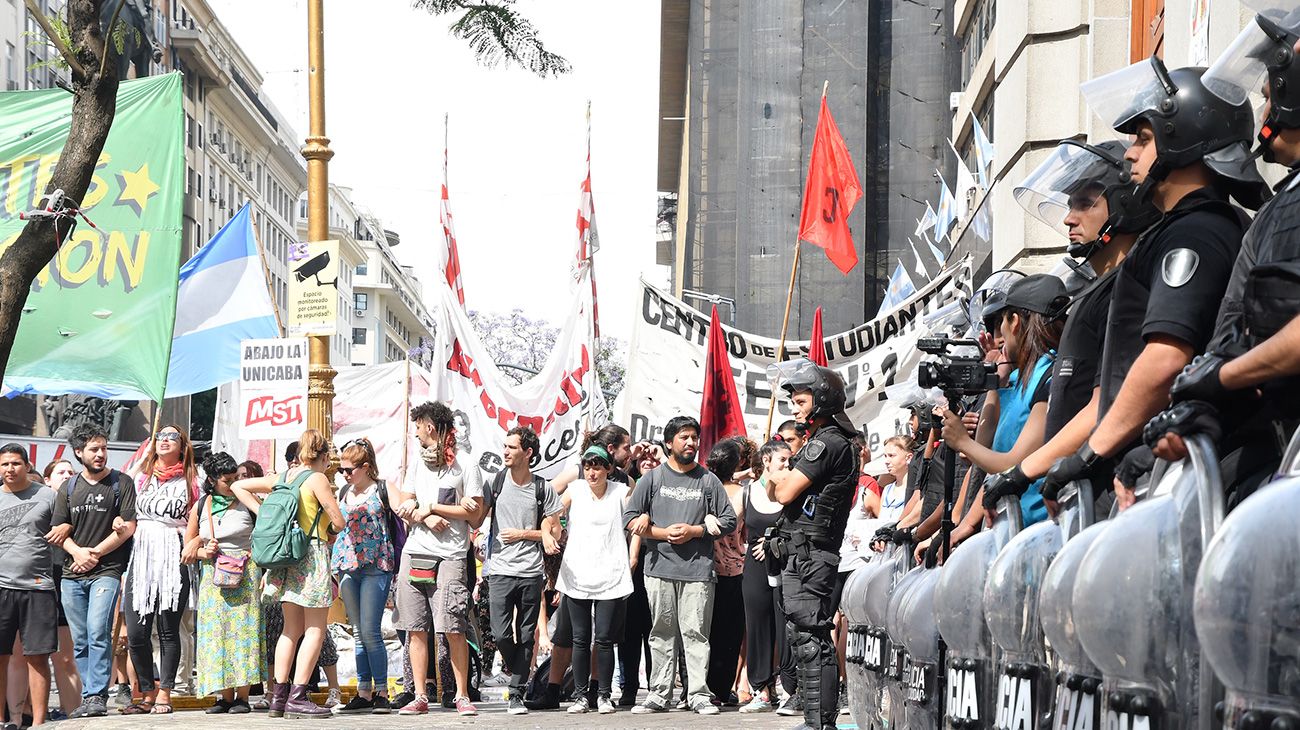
left=1082, top=55, right=1268, bottom=207
left=1204, top=0, right=1300, bottom=162
left=968, top=269, right=1024, bottom=334
left=767, top=359, right=847, bottom=420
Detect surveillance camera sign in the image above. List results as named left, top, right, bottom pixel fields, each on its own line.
left=287, top=240, right=340, bottom=336
left=238, top=337, right=309, bottom=439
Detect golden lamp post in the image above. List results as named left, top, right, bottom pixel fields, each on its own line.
left=302, top=0, right=336, bottom=446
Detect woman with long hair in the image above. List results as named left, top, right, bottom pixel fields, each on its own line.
left=704, top=438, right=748, bottom=707
left=232, top=429, right=344, bottom=719
left=183, top=451, right=263, bottom=714
left=739, top=439, right=796, bottom=714
left=119, top=424, right=198, bottom=715
left=331, top=438, right=401, bottom=715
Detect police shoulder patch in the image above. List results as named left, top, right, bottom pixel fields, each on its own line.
left=1161, top=248, right=1200, bottom=288
left=803, top=439, right=826, bottom=461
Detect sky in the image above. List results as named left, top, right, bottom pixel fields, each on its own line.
left=207, top=0, right=667, bottom=342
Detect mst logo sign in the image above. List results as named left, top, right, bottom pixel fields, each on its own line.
left=238, top=338, right=309, bottom=439
left=244, top=394, right=306, bottom=428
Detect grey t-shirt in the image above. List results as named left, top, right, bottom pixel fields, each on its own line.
left=0, top=484, right=57, bottom=591
left=487, top=471, right=563, bottom=578
left=621, top=463, right=736, bottom=583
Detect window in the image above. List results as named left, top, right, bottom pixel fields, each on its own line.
left=960, top=0, right=996, bottom=88
left=354, top=293, right=368, bottom=312
left=186, top=114, right=194, bottom=149
left=1131, top=0, right=1164, bottom=61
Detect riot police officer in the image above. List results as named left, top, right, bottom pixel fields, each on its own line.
left=764, top=359, right=860, bottom=730
left=1040, top=55, right=1267, bottom=509
left=1140, top=3, right=1300, bottom=501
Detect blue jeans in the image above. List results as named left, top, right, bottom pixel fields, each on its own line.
left=337, top=567, right=392, bottom=692
left=61, top=575, right=121, bottom=698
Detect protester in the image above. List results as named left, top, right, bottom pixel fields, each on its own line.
left=393, top=401, right=484, bottom=717
left=48, top=424, right=137, bottom=719
left=330, top=438, right=401, bottom=715
left=34, top=460, right=82, bottom=717
left=739, top=439, right=795, bottom=714
left=776, top=420, right=806, bottom=454
left=184, top=451, right=261, bottom=714
left=623, top=416, right=736, bottom=716
left=556, top=445, right=633, bottom=714
left=233, top=429, right=344, bottom=719
left=0, top=444, right=59, bottom=727
left=616, top=438, right=659, bottom=705
left=704, top=438, right=747, bottom=708
left=482, top=427, right=562, bottom=714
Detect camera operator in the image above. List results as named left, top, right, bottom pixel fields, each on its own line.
left=1039, top=56, right=1264, bottom=510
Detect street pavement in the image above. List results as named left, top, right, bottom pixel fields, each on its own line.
left=51, top=701, right=828, bottom=729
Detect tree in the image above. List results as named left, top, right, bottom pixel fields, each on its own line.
left=467, top=309, right=625, bottom=406
left=412, top=0, right=571, bottom=76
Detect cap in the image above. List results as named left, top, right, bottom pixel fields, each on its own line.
left=582, top=445, right=611, bottom=465
left=1004, top=274, right=1070, bottom=319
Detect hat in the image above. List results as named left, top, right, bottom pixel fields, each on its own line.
left=1004, top=274, right=1070, bottom=319
left=582, top=445, right=611, bottom=465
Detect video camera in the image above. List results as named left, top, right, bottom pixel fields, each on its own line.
left=917, top=337, right=999, bottom=395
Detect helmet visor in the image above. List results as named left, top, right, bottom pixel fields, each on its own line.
left=1080, top=59, right=1169, bottom=134
left=766, top=358, right=819, bottom=396
left=1013, top=142, right=1119, bottom=236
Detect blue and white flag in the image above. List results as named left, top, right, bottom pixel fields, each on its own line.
left=166, top=203, right=279, bottom=397
left=935, top=175, right=958, bottom=242
left=972, top=115, right=995, bottom=187
left=877, top=260, right=918, bottom=317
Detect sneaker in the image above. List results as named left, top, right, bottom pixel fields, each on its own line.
left=616, top=691, right=638, bottom=707
left=675, top=697, right=689, bottom=711
left=506, top=695, right=527, bottom=715
left=47, top=709, right=68, bottom=721
left=397, top=694, right=429, bottom=715
left=335, top=695, right=373, bottom=714
left=691, top=698, right=720, bottom=715
left=631, top=697, right=668, bottom=714
left=389, top=691, right=415, bottom=709
left=597, top=695, right=616, bottom=715
left=524, top=685, right=561, bottom=711
left=775, top=693, right=803, bottom=716
left=69, top=696, right=107, bottom=719
left=112, top=689, right=132, bottom=707
left=325, top=687, right=343, bottom=708
left=567, top=696, right=590, bottom=714
left=454, top=696, right=477, bottom=716
left=739, top=695, right=775, bottom=713
left=484, top=672, right=510, bottom=687
left=206, top=698, right=232, bottom=714
left=370, top=695, right=391, bottom=714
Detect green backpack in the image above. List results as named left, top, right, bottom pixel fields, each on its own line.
left=251, top=470, right=322, bottom=569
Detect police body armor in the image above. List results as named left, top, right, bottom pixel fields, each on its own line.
left=780, top=422, right=858, bottom=552
left=984, top=484, right=1096, bottom=730
left=898, top=562, right=947, bottom=729
left=936, top=510, right=1018, bottom=728
left=1195, top=426, right=1300, bottom=729
left=1072, top=438, right=1226, bottom=730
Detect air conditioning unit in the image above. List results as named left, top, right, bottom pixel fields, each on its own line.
left=210, top=132, right=220, bottom=145
left=949, top=91, right=962, bottom=111
left=219, top=197, right=226, bottom=208
left=245, top=170, right=253, bottom=182
left=208, top=191, right=217, bottom=203
left=228, top=151, right=237, bottom=164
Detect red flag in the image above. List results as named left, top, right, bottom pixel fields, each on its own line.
left=441, top=118, right=466, bottom=308
left=699, top=305, right=747, bottom=461
left=809, top=306, right=828, bottom=366
left=799, top=96, right=863, bottom=274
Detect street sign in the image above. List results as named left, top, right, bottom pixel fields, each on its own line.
left=287, top=239, right=340, bottom=336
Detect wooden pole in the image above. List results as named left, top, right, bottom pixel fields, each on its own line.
left=765, top=241, right=801, bottom=440
left=250, top=208, right=286, bottom=336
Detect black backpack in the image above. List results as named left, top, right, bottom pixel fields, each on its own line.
left=486, top=469, right=547, bottom=558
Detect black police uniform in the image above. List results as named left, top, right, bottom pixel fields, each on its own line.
left=1097, top=186, right=1246, bottom=426
left=1047, top=267, right=1119, bottom=439
left=780, top=419, right=858, bottom=730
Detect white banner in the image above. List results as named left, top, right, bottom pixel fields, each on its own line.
left=237, top=337, right=309, bottom=440
left=615, top=258, right=972, bottom=455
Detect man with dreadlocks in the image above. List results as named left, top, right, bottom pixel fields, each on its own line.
left=393, top=401, right=486, bottom=717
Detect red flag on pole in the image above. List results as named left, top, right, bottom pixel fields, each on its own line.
left=575, top=103, right=601, bottom=340
left=441, top=115, right=466, bottom=308
left=699, top=305, right=747, bottom=461
left=798, top=96, right=863, bottom=274
left=809, top=306, right=828, bottom=366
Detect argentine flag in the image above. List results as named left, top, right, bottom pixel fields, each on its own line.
left=165, top=203, right=278, bottom=397
left=876, top=260, right=917, bottom=318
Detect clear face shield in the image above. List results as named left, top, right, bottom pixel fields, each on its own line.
left=1013, top=143, right=1114, bottom=234
left=1080, top=58, right=1171, bottom=135
left=1202, top=1, right=1300, bottom=107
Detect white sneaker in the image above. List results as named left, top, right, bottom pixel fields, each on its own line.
left=597, top=696, right=616, bottom=714
left=484, top=672, right=510, bottom=687
left=739, top=695, right=774, bottom=713
left=691, top=698, right=720, bottom=715
left=325, top=688, right=342, bottom=708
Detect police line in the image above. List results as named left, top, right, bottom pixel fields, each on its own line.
left=614, top=257, right=973, bottom=451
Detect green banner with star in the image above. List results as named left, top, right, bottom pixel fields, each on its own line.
left=0, top=73, right=184, bottom=402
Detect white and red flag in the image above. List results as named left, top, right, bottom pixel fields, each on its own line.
left=574, top=103, right=601, bottom=339
left=441, top=114, right=466, bottom=309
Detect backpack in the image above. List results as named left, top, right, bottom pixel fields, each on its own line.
left=336, top=480, right=406, bottom=573
left=251, top=470, right=319, bottom=568
left=485, top=469, right=547, bottom=559
left=65, top=469, right=124, bottom=513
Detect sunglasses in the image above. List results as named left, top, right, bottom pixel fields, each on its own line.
left=338, top=466, right=358, bottom=476
left=155, top=432, right=182, bottom=443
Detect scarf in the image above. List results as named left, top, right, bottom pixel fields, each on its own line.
left=153, top=461, right=185, bottom=484
left=420, top=430, right=458, bottom=470
left=209, top=493, right=234, bottom=518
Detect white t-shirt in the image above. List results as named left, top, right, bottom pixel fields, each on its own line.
left=402, top=458, right=485, bottom=561
left=557, top=480, right=633, bottom=601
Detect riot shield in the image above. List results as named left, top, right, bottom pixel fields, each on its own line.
left=862, top=544, right=911, bottom=729
left=899, top=565, right=946, bottom=728
left=1041, top=520, right=1109, bottom=730
left=936, top=516, right=1016, bottom=728
left=1194, top=428, right=1300, bottom=729
left=842, top=560, right=879, bottom=728
left=885, top=565, right=929, bottom=729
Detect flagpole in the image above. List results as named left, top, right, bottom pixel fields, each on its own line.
left=401, top=357, right=411, bottom=482
left=250, top=207, right=286, bottom=337
left=764, top=80, right=829, bottom=440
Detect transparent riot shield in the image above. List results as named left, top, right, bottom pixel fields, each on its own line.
left=862, top=545, right=910, bottom=729
left=842, top=560, right=879, bottom=728
left=899, top=565, right=946, bottom=728
left=936, top=515, right=1016, bottom=728
left=885, top=565, right=929, bottom=729
left=1073, top=437, right=1225, bottom=730
left=1195, top=428, right=1300, bottom=729
left=1041, top=520, right=1109, bottom=730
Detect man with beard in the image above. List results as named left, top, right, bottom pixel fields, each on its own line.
left=623, top=416, right=736, bottom=716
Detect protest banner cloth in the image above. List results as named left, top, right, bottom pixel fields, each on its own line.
left=237, top=337, right=309, bottom=440
left=0, top=73, right=185, bottom=401
left=287, top=239, right=339, bottom=336
left=616, top=258, right=972, bottom=455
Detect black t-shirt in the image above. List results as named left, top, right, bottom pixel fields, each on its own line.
left=1098, top=187, right=1244, bottom=414
left=51, top=469, right=137, bottom=581
left=789, top=424, right=858, bottom=542
left=1047, top=268, right=1116, bottom=439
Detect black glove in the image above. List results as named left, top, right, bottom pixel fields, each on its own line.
left=1170, top=354, right=1229, bottom=405
left=982, top=465, right=1032, bottom=510
left=1042, top=445, right=1105, bottom=502
left=890, top=526, right=914, bottom=546
left=1114, top=445, right=1156, bottom=492
left=871, top=523, right=897, bottom=546
left=923, top=534, right=945, bottom=567
left=1142, top=400, right=1224, bottom=448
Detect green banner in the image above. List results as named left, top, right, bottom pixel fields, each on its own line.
left=0, top=73, right=184, bottom=401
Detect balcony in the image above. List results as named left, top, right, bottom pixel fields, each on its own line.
left=170, top=23, right=231, bottom=87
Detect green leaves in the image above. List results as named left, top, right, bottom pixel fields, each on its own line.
left=412, top=0, right=571, bottom=77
